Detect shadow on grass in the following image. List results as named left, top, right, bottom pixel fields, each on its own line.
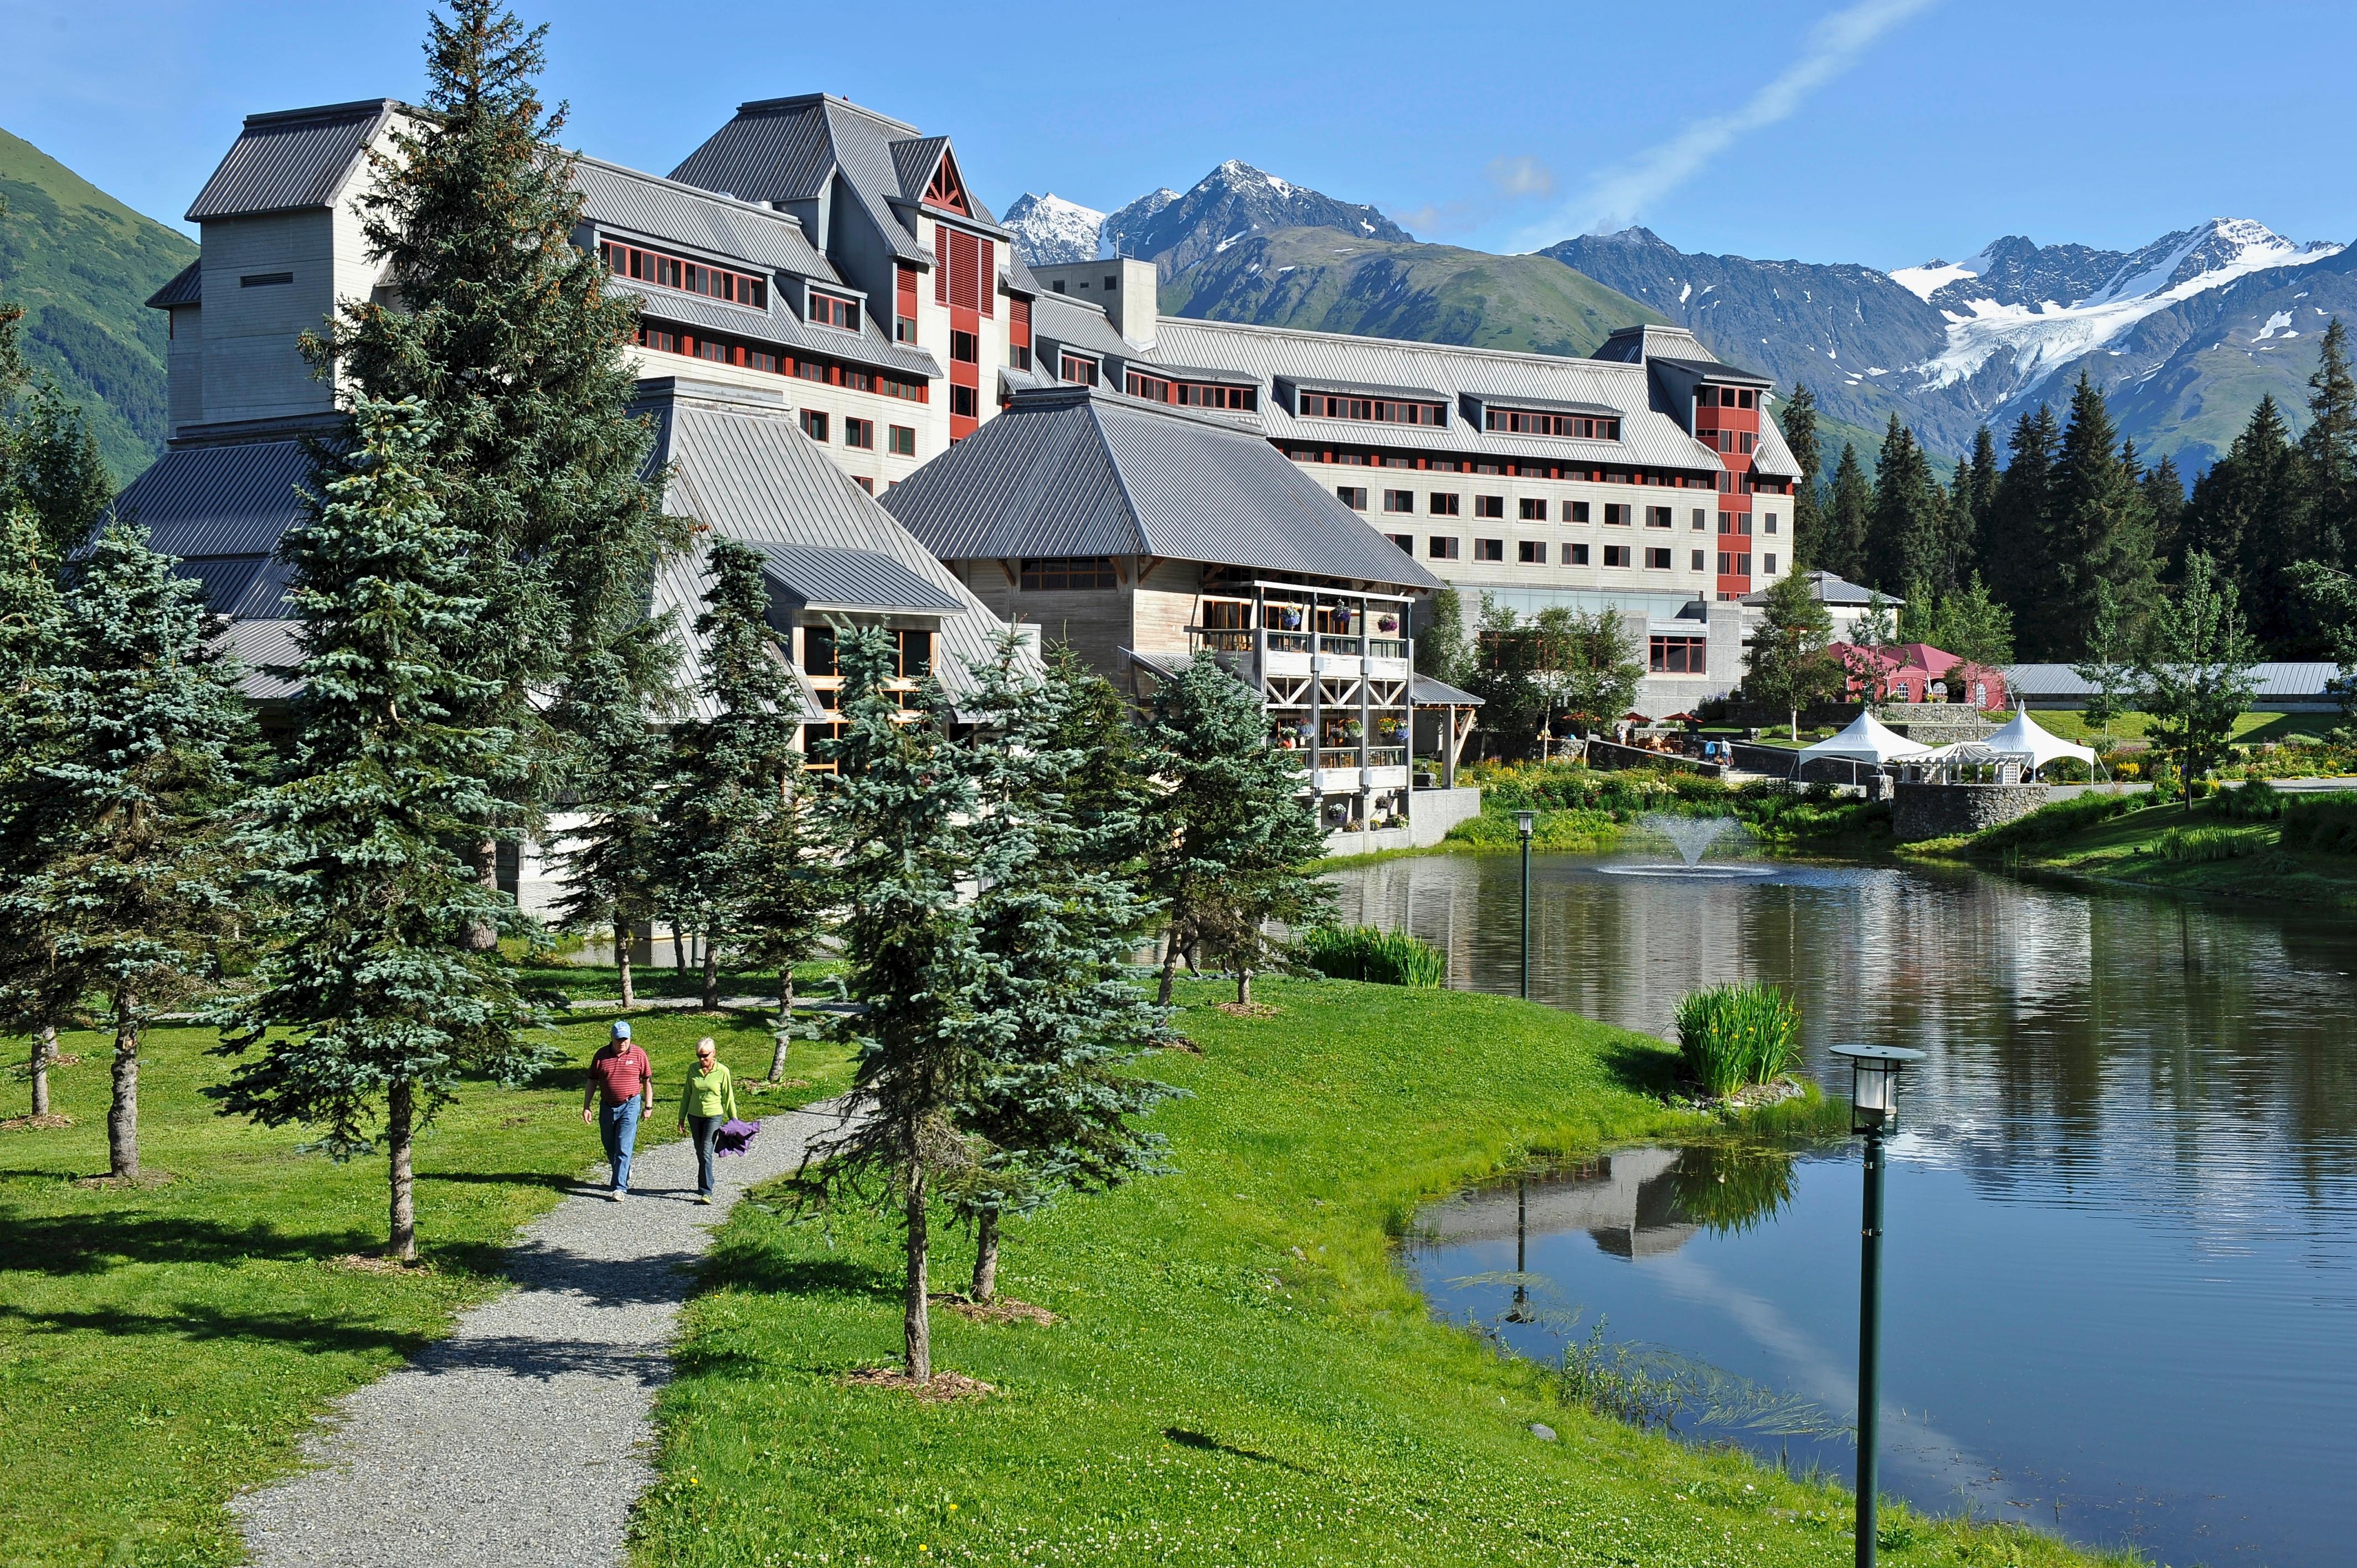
left=696, top=1240, right=899, bottom=1303
left=0, top=1299, right=435, bottom=1357
left=1596, top=1034, right=1682, bottom=1100
left=1163, top=1427, right=1319, bottom=1475
left=0, top=1209, right=379, bottom=1274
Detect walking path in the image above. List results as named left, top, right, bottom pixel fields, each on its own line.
left=234, top=1097, right=855, bottom=1568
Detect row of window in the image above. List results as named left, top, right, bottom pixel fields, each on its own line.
left=1337, top=486, right=1778, bottom=533
left=635, top=323, right=928, bottom=403
left=797, top=409, right=918, bottom=456
left=600, top=241, right=768, bottom=309
left=1701, top=387, right=1759, bottom=409
left=1121, top=371, right=1260, bottom=411
left=1018, top=556, right=1118, bottom=591
left=1483, top=409, right=1621, bottom=440
left=1289, top=446, right=1787, bottom=494
left=1396, top=535, right=1775, bottom=576
left=1700, top=429, right=1757, bottom=454
left=1297, top=393, right=1448, bottom=426
left=801, top=626, right=933, bottom=680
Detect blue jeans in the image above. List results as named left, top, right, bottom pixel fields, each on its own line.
left=687, top=1115, right=722, bottom=1195
left=600, top=1099, right=644, bottom=1192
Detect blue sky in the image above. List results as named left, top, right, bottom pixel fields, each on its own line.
left=4, top=0, right=2353, bottom=268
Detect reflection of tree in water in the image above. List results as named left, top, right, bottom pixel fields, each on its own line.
left=1668, top=1142, right=1802, bottom=1236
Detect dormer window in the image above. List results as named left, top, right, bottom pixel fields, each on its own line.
left=1299, top=393, right=1444, bottom=426
left=1059, top=353, right=1100, bottom=387
left=808, top=291, right=861, bottom=332
left=599, top=241, right=767, bottom=309
left=1483, top=407, right=1619, bottom=440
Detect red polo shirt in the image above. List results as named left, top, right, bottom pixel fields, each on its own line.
left=588, top=1042, right=652, bottom=1107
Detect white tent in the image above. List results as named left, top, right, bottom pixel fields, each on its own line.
left=1922, top=708, right=2098, bottom=774
left=1797, top=710, right=1936, bottom=767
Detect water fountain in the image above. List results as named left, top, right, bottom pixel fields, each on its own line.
left=1600, top=813, right=1776, bottom=879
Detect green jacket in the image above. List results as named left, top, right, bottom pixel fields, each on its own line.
left=679, top=1062, right=738, bottom=1122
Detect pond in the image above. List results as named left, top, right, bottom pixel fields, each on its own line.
left=1327, top=848, right=2357, bottom=1567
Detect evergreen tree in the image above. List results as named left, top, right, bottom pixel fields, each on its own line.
left=2142, top=452, right=2188, bottom=574
left=655, top=540, right=803, bottom=1009
left=2288, top=560, right=2357, bottom=719
left=215, top=399, right=547, bottom=1260
left=1865, top=416, right=1945, bottom=595
left=1898, top=576, right=2014, bottom=666
left=1967, top=425, right=2001, bottom=569
left=1943, top=451, right=1978, bottom=593
left=1778, top=384, right=1826, bottom=569
left=308, top=1, right=676, bottom=936
left=549, top=627, right=676, bottom=1007
left=950, top=633, right=1175, bottom=1303
left=2137, top=550, right=2260, bottom=813
left=799, top=627, right=982, bottom=1384
left=1139, top=656, right=1334, bottom=1006
left=2301, top=317, right=2357, bottom=569
left=1824, top=442, right=1872, bottom=582
left=0, top=522, right=251, bottom=1178
left=2071, top=580, right=2138, bottom=752
left=2185, top=396, right=2305, bottom=651
left=1038, top=643, right=1154, bottom=871
left=2, top=384, right=114, bottom=565
left=1742, top=571, right=1841, bottom=739
left=1414, top=586, right=1468, bottom=687
left=0, top=508, right=69, bottom=1116
left=1987, top=407, right=2059, bottom=643
left=2035, top=376, right=2157, bottom=661
left=734, top=767, right=839, bottom=1084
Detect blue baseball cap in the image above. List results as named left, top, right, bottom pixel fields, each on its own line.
left=611, top=1021, right=632, bottom=1040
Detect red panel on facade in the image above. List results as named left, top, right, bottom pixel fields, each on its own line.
left=948, top=231, right=979, bottom=312
left=976, top=237, right=994, bottom=319
left=1010, top=295, right=1031, bottom=348
left=898, top=262, right=918, bottom=317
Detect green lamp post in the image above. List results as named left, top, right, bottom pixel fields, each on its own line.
left=1829, top=1043, right=1924, bottom=1568
left=1516, top=810, right=1535, bottom=998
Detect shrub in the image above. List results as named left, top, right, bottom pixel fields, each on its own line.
left=1970, top=790, right=2142, bottom=850
left=1674, top=982, right=1800, bottom=1097
left=2217, top=778, right=2287, bottom=821
left=2153, top=826, right=2249, bottom=863
left=2281, top=792, right=2357, bottom=855
left=1297, top=924, right=1448, bottom=986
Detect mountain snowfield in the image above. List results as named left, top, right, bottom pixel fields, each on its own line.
left=1005, top=161, right=1405, bottom=278
left=1001, top=192, right=1109, bottom=265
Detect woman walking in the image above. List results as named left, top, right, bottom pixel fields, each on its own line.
left=677, top=1036, right=739, bottom=1205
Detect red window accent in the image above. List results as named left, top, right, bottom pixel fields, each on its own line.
left=976, top=236, right=994, bottom=319
left=948, top=231, right=980, bottom=312
left=1175, top=381, right=1257, bottom=410
left=896, top=262, right=919, bottom=343
left=924, top=152, right=971, bottom=215
left=599, top=241, right=767, bottom=309
left=635, top=317, right=922, bottom=399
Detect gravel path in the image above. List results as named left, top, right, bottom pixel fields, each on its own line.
left=234, top=1097, right=856, bottom=1568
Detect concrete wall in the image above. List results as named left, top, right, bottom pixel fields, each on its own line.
left=1892, top=782, right=2049, bottom=841
left=1323, top=784, right=1483, bottom=856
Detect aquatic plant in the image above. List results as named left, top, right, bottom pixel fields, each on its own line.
left=1669, top=1143, right=1801, bottom=1236
left=1674, top=982, right=1802, bottom=1097
left=1296, top=923, right=1448, bottom=986
left=2153, top=826, right=2251, bottom=863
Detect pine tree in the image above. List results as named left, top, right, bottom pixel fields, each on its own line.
left=1987, top=407, right=2059, bottom=645
left=799, top=627, right=983, bottom=1384
left=1824, top=443, right=1872, bottom=582
left=2038, top=374, right=2158, bottom=661
left=216, top=399, right=547, bottom=1260
left=2071, top=580, right=2138, bottom=751
left=2, top=384, right=114, bottom=565
left=1139, top=657, right=1334, bottom=1006
left=2302, top=317, right=2357, bottom=569
left=950, top=633, right=1175, bottom=1304
left=0, top=507, right=69, bottom=1116
left=734, top=768, right=839, bottom=1084
left=1943, top=451, right=1977, bottom=593
left=0, top=522, right=252, bottom=1178
left=1865, top=417, right=1944, bottom=595
left=1037, top=642, right=1154, bottom=871
left=2142, top=453, right=2188, bottom=572
left=308, top=1, right=676, bottom=937
left=1742, top=571, right=1840, bottom=739
left=655, top=540, right=803, bottom=1009
left=2138, top=551, right=2260, bottom=813
left=1778, top=384, right=1826, bottom=569
left=549, top=627, right=676, bottom=1007
left=2186, top=396, right=2305, bottom=651
left=1967, top=425, right=2001, bottom=569
left=2287, top=560, right=2357, bottom=718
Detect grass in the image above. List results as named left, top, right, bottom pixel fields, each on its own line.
left=1297, top=924, right=1448, bottom=985
left=0, top=1007, right=856, bottom=1568
left=634, top=978, right=2119, bottom=1568
left=1438, top=762, right=1893, bottom=858
left=512, top=957, right=847, bottom=1005
left=1673, top=983, right=1802, bottom=1098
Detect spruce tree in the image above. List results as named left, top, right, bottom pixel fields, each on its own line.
left=1865, top=416, right=1946, bottom=596
left=2142, top=453, right=2188, bottom=573
left=309, top=1, right=676, bottom=935
left=1967, top=425, right=2001, bottom=568
left=1778, top=384, right=1825, bottom=569
left=734, top=767, right=839, bottom=1084
left=1987, top=407, right=2059, bottom=645
left=0, top=522, right=253, bottom=1178
left=216, top=399, right=547, bottom=1260
left=654, top=540, right=803, bottom=1010
left=1139, top=656, right=1334, bottom=1007
left=1825, top=443, right=1872, bottom=582
left=549, top=628, right=676, bottom=1007
left=2186, top=396, right=2304, bottom=651
left=799, top=627, right=982, bottom=1384
left=1944, top=451, right=1977, bottom=593
left=0, top=507, right=68, bottom=1116
left=2, top=385, right=114, bottom=565
left=951, top=634, right=1175, bottom=1303
left=2288, top=560, right=2357, bottom=719
left=2137, top=551, right=2260, bottom=813
left=1038, top=642, right=1155, bottom=871
left=2301, top=317, right=2357, bottom=569
left=2040, top=374, right=2158, bottom=661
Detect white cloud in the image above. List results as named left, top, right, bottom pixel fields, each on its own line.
left=1486, top=155, right=1557, bottom=200
left=1516, top=0, right=1941, bottom=249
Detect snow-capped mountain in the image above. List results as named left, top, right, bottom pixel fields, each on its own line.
left=1002, top=192, right=1108, bottom=266
left=1098, top=187, right=1179, bottom=263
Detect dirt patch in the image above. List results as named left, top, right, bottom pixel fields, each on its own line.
left=73, top=1170, right=174, bottom=1190
left=935, top=1292, right=1057, bottom=1325
left=326, top=1253, right=435, bottom=1276
left=841, top=1367, right=995, bottom=1402
left=753, top=1078, right=812, bottom=1092
left=1160, top=1035, right=1203, bottom=1055
left=0, top=1112, right=75, bottom=1132
left=500, top=1114, right=537, bottom=1127
left=1215, top=1002, right=1280, bottom=1019
left=45, top=1053, right=84, bottom=1067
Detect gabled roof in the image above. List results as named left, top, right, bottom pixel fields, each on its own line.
left=186, top=99, right=400, bottom=221
left=147, top=260, right=203, bottom=310
left=881, top=384, right=1444, bottom=591
left=746, top=543, right=965, bottom=615
left=572, top=155, right=838, bottom=280
left=889, top=135, right=953, bottom=204
left=1031, top=292, right=1139, bottom=365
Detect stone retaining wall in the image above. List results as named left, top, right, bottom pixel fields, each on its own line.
left=1892, top=782, right=2049, bottom=841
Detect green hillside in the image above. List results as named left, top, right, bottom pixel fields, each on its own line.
left=1160, top=228, right=1668, bottom=358
left=0, top=126, right=195, bottom=483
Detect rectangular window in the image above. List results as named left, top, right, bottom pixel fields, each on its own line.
left=1718, top=511, right=1735, bottom=533
left=896, top=261, right=919, bottom=343
left=1649, top=635, right=1706, bottom=673
left=950, top=384, right=979, bottom=418
left=1126, top=371, right=1171, bottom=401
left=888, top=424, right=917, bottom=456
left=893, top=628, right=933, bottom=679
left=1519, top=497, right=1547, bottom=521
left=854, top=476, right=874, bottom=494
left=1718, top=551, right=1733, bottom=575
left=1691, top=549, right=1706, bottom=571
left=1603, top=544, right=1631, bottom=568
left=240, top=271, right=293, bottom=287
left=807, top=291, right=861, bottom=331
left=951, top=328, right=979, bottom=364
left=1337, top=486, right=1367, bottom=510
left=1387, top=533, right=1414, bottom=553
left=636, top=326, right=677, bottom=354
left=1174, top=381, right=1258, bottom=411
left=843, top=417, right=874, bottom=450
left=1692, top=508, right=1707, bottom=530
left=1517, top=540, right=1544, bottom=564
left=1020, top=557, right=1118, bottom=590
left=799, top=409, right=829, bottom=442
left=1383, top=489, right=1414, bottom=513
left=1717, top=470, right=1733, bottom=493
left=1603, top=504, right=1632, bottom=527
left=1485, top=407, right=1620, bottom=440
left=1646, top=506, right=1672, bottom=528
left=1569, top=501, right=1591, bottom=523
left=1428, top=536, right=1459, bottom=560
left=1059, top=353, right=1099, bottom=386
left=1736, top=553, right=1752, bottom=575
left=1763, top=552, right=1778, bottom=574
left=1762, top=513, right=1779, bottom=534
left=1008, top=344, right=1032, bottom=369
left=1646, top=547, right=1672, bottom=570
left=1739, top=431, right=1757, bottom=454
left=1297, top=392, right=1447, bottom=426
left=599, top=241, right=768, bottom=309
left=1565, top=541, right=1588, bottom=565
left=1429, top=492, right=1461, bottom=516
left=1473, top=538, right=1504, bottom=562
left=1740, top=390, right=1756, bottom=409
left=801, top=625, right=838, bottom=677
left=1474, top=495, right=1505, bottom=519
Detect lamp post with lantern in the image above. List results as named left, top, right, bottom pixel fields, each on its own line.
left=1828, top=1043, right=1924, bottom=1568
left=1516, top=810, right=1535, bottom=998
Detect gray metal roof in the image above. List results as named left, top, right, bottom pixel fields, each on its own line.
left=217, top=619, right=303, bottom=700
left=111, top=438, right=316, bottom=559
left=889, top=136, right=951, bottom=203
left=186, top=100, right=399, bottom=221
left=1751, top=411, right=1804, bottom=481
left=747, top=543, right=965, bottom=614
left=1650, top=354, right=1775, bottom=387
left=1459, top=389, right=1622, bottom=419
left=1741, top=570, right=1888, bottom=607
left=1410, top=673, right=1484, bottom=706
left=881, top=384, right=1445, bottom=592
left=572, top=156, right=838, bottom=281
left=2006, top=662, right=2341, bottom=701
left=671, top=96, right=939, bottom=265
left=1150, top=317, right=1723, bottom=471
left=636, top=377, right=1009, bottom=707
left=609, top=276, right=941, bottom=380
left=1032, top=292, right=1139, bottom=364
left=147, top=260, right=203, bottom=310
left=1592, top=324, right=1718, bottom=365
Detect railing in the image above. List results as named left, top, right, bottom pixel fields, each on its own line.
left=1365, top=638, right=1408, bottom=659
left=1316, top=635, right=1365, bottom=656
left=1190, top=627, right=1253, bottom=653
left=1265, top=631, right=1311, bottom=653
left=1366, top=747, right=1408, bottom=768
left=1316, top=748, right=1360, bottom=772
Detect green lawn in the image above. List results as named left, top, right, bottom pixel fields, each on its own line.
left=1908, top=793, right=2357, bottom=906
left=2023, top=709, right=2342, bottom=747
left=0, top=1008, right=856, bottom=1568
left=635, top=979, right=2118, bottom=1568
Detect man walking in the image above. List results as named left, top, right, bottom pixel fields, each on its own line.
left=583, top=1021, right=653, bottom=1200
